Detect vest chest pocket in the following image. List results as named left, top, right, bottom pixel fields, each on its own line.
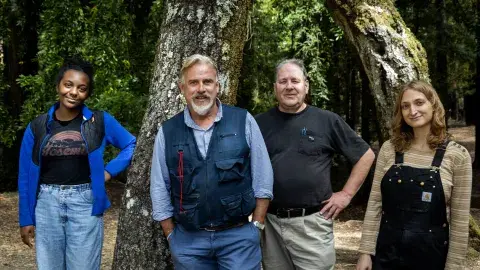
left=215, top=158, right=246, bottom=182
left=219, top=133, right=241, bottom=152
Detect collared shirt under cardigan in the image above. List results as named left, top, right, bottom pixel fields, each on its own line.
left=151, top=100, right=274, bottom=222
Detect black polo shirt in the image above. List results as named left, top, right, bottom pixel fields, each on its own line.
left=255, top=105, right=369, bottom=208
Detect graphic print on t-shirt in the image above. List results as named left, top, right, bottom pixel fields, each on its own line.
left=42, top=130, right=87, bottom=157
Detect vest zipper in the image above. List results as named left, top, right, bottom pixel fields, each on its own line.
left=80, top=119, right=92, bottom=189
left=80, top=117, right=90, bottom=153
left=207, top=158, right=213, bottom=227
left=220, top=133, right=237, bottom=138
left=38, top=135, right=50, bottom=172
left=37, top=118, right=52, bottom=190
left=177, top=150, right=184, bottom=212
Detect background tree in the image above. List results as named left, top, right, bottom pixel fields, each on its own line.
left=475, top=0, right=480, bottom=169
left=238, top=0, right=341, bottom=114
left=0, top=0, right=478, bottom=266
left=113, top=0, right=253, bottom=268
left=326, top=0, right=480, bottom=247
left=325, top=0, right=429, bottom=143
left=0, top=0, right=41, bottom=190
left=435, top=0, right=449, bottom=120
left=0, top=0, right=164, bottom=190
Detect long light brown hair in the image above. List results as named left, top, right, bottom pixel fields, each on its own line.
left=391, top=80, right=450, bottom=152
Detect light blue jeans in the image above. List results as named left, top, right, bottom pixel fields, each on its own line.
left=35, top=184, right=103, bottom=270
left=169, top=222, right=261, bottom=270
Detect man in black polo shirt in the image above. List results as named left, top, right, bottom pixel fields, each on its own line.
left=255, top=59, right=375, bottom=270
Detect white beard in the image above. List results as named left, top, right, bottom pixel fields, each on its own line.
left=191, top=97, right=215, bottom=116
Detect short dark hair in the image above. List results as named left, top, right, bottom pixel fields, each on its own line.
left=55, top=57, right=95, bottom=96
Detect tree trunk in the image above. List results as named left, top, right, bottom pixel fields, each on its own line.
left=344, top=55, right=352, bottom=124
left=360, top=68, right=371, bottom=144
left=349, top=63, right=359, bottom=130
left=435, top=0, right=449, bottom=123
left=112, top=1, right=252, bottom=269
left=3, top=0, right=40, bottom=118
left=4, top=14, right=22, bottom=118
left=474, top=0, right=480, bottom=170
left=327, top=41, right=342, bottom=112
left=326, top=0, right=430, bottom=142
left=327, top=0, right=480, bottom=249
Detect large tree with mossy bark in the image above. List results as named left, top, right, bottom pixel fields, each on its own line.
left=112, top=0, right=253, bottom=269
left=326, top=0, right=429, bottom=144
left=326, top=0, right=479, bottom=252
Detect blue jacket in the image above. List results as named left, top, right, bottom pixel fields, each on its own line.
left=18, top=103, right=136, bottom=227
left=162, top=105, right=255, bottom=230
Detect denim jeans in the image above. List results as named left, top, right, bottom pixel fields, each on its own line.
left=168, top=222, right=261, bottom=270
left=35, top=184, right=103, bottom=270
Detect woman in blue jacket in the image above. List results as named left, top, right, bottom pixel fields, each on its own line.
left=18, top=58, right=136, bottom=270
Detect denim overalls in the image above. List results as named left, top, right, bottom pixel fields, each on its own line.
left=374, top=141, right=450, bottom=270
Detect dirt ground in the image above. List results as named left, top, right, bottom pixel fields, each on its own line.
left=1, top=126, right=478, bottom=269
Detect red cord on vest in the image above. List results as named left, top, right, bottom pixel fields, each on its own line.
left=177, top=151, right=184, bottom=213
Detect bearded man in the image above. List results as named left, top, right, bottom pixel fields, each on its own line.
left=150, top=54, right=273, bottom=270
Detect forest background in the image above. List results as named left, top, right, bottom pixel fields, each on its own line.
left=1, top=0, right=480, bottom=268
left=1, top=0, right=479, bottom=187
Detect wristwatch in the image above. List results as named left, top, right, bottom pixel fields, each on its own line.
left=252, top=220, right=265, bottom=230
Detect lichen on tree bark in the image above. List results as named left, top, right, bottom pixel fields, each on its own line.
left=327, top=0, right=480, bottom=253
left=112, top=1, right=252, bottom=269
left=326, top=0, right=429, bottom=142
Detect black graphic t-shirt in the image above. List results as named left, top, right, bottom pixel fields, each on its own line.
left=40, top=113, right=91, bottom=185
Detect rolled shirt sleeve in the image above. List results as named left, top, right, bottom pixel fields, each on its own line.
left=150, top=127, right=174, bottom=221
left=245, top=113, right=274, bottom=200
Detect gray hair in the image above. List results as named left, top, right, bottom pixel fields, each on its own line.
left=275, top=58, right=308, bottom=81
left=179, top=54, right=218, bottom=83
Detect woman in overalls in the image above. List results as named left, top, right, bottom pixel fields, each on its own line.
left=356, top=81, right=472, bottom=270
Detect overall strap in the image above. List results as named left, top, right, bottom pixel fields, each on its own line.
left=395, top=151, right=404, bottom=164
left=431, top=140, right=450, bottom=168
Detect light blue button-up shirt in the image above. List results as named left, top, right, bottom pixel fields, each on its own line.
left=150, top=100, right=274, bottom=221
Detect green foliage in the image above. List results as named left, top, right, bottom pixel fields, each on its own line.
left=0, top=0, right=8, bottom=38
left=0, top=0, right=18, bottom=147
left=94, top=88, right=147, bottom=134
left=397, top=0, right=476, bottom=100
left=239, top=0, right=342, bottom=114
left=127, top=0, right=163, bottom=94
left=0, top=72, right=17, bottom=147
left=17, top=0, right=148, bottom=134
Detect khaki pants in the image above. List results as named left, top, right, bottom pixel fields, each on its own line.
left=261, top=212, right=335, bottom=270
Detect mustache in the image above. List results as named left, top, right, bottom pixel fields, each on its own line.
left=192, top=93, right=212, bottom=99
